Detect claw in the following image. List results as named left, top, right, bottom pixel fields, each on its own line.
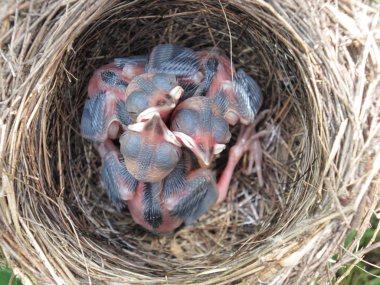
left=216, top=112, right=270, bottom=203
left=232, top=125, right=269, bottom=187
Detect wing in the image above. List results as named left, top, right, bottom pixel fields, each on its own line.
left=146, top=44, right=200, bottom=77
left=142, top=182, right=163, bottom=229
left=164, top=168, right=218, bottom=226
left=80, top=91, right=119, bottom=142
left=232, top=68, right=263, bottom=124
left=102, top=151, right=138, bottom=210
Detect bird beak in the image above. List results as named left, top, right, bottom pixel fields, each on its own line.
left=136, top=85, right=184, bottom=123
left=213, top=143, right=226, bottom=155
left=173, top=131, right=214, bottom=167
left=136, top=104, right=176, bottom=122
left=129, top=112, right=181, bottom=147
left=169, top=85, right=184, bottom=101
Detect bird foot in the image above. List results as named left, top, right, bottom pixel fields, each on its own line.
left=231, top=110, right=270, bottom=187
left=216, top=111, right=269, bottom=204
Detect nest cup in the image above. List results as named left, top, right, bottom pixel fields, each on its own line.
left=1, top=0, right=379, bottom=284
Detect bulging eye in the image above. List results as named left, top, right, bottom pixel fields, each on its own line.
left=171, top=108, right=199, bottom=135
left=126, top=91, right=149, bottom=117
left=101, top=70, right=118, bottom=85
left=212, top=117, right=231, bottom=143
left=120, top=131, right=142, bottom=159
left=155, top=143, right=181, bottom=171
left=153, top=73, right=177, bottom=91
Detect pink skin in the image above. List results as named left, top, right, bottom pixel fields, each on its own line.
left=171, top=118, right=267, bottom=208
left=175, top=49, right=233, bottom=94
left=85, top=61, right=146, bottom=142
left=127, top=183, right=183, bottom=233
left=96, top=138, right=119, bottom=158
left=196, top=49, right=234, bottom=99
left=104, top=92, right=122, bottom=140
left=96, top=140, right=182, bottom=231
left=216, top=111, right=269, bottom=204
left=81, top=90, right=122, bottom=142
left=171, top=97, right=231, bottom=168
left=197, top=49, right=253, bottom=126
left=88, top=63, right=145, bottom=100
left=163, top=168, right=216, bottom=211
left=184, top=49, right=267, bottom=204
left=120, top=63, right=145, bottom=81
left=178, top=132, right=215, bottom=168
left=88, top=64, right=127, bottom=100
left=124, top=74, right=183, bottom=123
left=171, top=114, right=267, bottom=208
left=120, top=113, right=182, bottom=183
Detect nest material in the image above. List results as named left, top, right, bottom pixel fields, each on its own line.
left=0, top=0, right=379, bottom=284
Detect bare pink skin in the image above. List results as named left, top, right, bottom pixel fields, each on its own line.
left=197, top=49, right=254, bottom=126
left=88, top=63, right=145, bottom=99
left=121, top=64, right=145, bottom=81
left=97, top=140, right=184, bottom=233
left=180, top=49, right=267, bottom=204
left=85, top=61, right=146, bottom=142
left=127, top=183, right=183, bottom=233
left=124, top=73, right=183, bottom=122
left=216, top=111, right=269, bottom=204
left=171, top=96, right=231, bottom=168
left=120, top=114, right=182, bottom=183
left=164, top=168, right=216, bottom=211
left=88, top=64, right=127, bottom=100
left=80, top=91, right=121, bottom=143
left=176, top=49, right=233, bottom=96
left=104, top=92, right=122, bottom=140
left=196, top=49, right=234, bottom=99
left=96, top=139, right=119, bottom=157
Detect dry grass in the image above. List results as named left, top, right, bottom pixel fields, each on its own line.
left=0, top=0, right=379, bottom=284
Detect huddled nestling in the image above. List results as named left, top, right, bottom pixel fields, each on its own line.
left=80, top=44, right=265, bottom=232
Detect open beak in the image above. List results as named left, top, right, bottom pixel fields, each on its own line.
left=173, top=131, right=216, bottom=167
left=136, top=104, right=176, bottom=122
left=136, top=85, right=184, bottom=123
left=169, top=85, right=184, bottom=101
left=129, top=112, right=181, bottom=147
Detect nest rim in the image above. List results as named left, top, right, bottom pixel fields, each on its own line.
left=0, top=0, right=379, bottom=284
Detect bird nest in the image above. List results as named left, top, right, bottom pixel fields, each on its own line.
left=1, top=0, right=379, bottom=284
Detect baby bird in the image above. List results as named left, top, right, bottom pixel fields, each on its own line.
left=127, top=150, right=218, bottom=232
left=80, top=44, right=266, bottom=233
left=145, top=44, right=265, bottom=196
left=96, top=139, right=138, bottom=210
left=81, top=57, right=147, bottom=142
left=146, top=44, right=263, bottom=125
left=120, top=112, right=182, bottom=183
left=171, top=96, right=231, bottom=168
left=123, top=73, right=184, bottom=122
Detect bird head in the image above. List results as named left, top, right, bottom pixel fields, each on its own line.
left=171, top=97, right=231, bottom=168
left=120, top=112, right=182, bottom=182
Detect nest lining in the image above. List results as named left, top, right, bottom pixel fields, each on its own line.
left=0, top=0, right=379, bottom=284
